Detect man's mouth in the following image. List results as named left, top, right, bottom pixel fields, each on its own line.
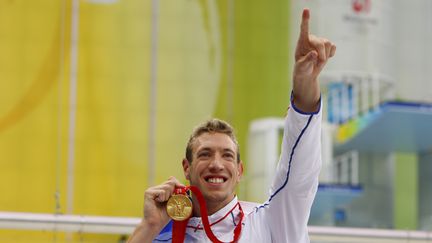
left=204, top=176, right=227, bottom=184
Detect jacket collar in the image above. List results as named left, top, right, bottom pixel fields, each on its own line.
left=186, top=196, right=241, bottom=236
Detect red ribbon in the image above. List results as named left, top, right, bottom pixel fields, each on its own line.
left=171, top=187, right=190, bottom=243
left=171, top=186, right=244, bottom=243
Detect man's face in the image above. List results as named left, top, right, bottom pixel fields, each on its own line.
left=183, top=132, right=243, bottom=207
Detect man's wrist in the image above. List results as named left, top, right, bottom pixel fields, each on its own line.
left=290, top=91, right=321, bottom=114
left=128, top=220, right=162, bottom=243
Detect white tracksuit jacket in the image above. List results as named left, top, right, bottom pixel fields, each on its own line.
left=154, top=102, right=322, bottom=242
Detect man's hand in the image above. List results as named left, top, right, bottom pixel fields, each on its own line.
left=143, top=176, right=184, bottom=228
left=128, top=177, right=185, bottom=243
left=292, top=8, right=336, bottom=113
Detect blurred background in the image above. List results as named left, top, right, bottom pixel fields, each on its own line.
left=0, top=0, right=432, bottom=242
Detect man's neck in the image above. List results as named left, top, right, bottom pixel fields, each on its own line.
left=191, top=195, right=235, bottom=217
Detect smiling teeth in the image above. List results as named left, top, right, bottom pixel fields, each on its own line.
left=208, top=178, right=224, bottom=183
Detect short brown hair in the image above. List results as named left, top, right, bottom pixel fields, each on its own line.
left=185, top=118, right=240, bottom=163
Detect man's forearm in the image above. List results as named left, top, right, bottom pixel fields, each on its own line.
left=292, top=77, right=321, bottom=113
left=127, top=221, right=160, bottom=243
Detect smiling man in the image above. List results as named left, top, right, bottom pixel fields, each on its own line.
left=183, top=120, right=243, bottom=217
left=128, top=8, right=336, bottom=243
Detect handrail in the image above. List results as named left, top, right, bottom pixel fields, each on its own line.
left=309, top=225, right=432, bottom=240
left=1, top=211, right=431, bottom=240
left=0, top=211, right=139, bottom=235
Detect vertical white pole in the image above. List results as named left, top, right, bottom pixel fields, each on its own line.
left=55, top=0, right=67, bottom=216
left=361, top=75, right=369, bottom=114
left=321, top=121, right=334, bottom=184
left=148, top=0, right=160, bottom=187
left=351, top=150, right=359, bottom=185
left=266, top=128, right=279, bottom=187
left=66, top=0, right=80, bottom=215
left=330, top=85, right=340, bottom=124
left=226, top=0, right=235, bottom=122
left=372, top=73, right=380, bottom=111
left=340, top=154, right=348, bottom=184
left=351, top=78, right=359, bottom=120
left=341, top=81, right=349, bottom=122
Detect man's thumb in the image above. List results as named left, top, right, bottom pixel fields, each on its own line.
left=303, top=50, right=318, bottom=63
left=297, top=51, right=317, bottom=72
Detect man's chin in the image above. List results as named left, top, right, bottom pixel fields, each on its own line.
left=203, top=192, right=234, bottom=204
left=202, top=192, right=225, bottom=201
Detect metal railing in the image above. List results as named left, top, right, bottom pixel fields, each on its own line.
left=1, top=211, right=431, bottom=242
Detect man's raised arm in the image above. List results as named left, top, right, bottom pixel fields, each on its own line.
left=292, top=8, right=336, bottom=112
left=257, top=8, right=336, bottom=243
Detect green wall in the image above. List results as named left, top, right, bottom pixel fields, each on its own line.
left=394, top=153, right=418, bottom=229
left=214, top=0, right=291, bottom=166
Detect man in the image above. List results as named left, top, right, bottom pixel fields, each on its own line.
left=128, top=8, right=336, bottom=242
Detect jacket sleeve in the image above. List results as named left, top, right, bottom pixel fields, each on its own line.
left=255, top=99, right=322, bottom=242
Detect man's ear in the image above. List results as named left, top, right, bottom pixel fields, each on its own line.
left=237, top=160, right=244, bottom=182
left=182, top=158, right=191, bottom=180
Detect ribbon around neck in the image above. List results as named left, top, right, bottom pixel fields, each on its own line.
left=171, top=186, right=244, bottom=243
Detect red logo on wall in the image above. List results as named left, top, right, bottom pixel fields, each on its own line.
left=352, top=0, right=371, bottom=13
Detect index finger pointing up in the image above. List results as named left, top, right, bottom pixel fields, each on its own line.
left=299, top=8, right=310, bottom=41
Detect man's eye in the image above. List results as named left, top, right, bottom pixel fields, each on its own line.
left=224, top=153, right=234, bottom=159
left=198, top=152, right=210, bottom=158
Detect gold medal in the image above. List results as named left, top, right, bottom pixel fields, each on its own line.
left=166, top=194, right=193, bottom=221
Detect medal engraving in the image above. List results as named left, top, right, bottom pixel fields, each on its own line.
left=167, top=194, right=193, bottom=221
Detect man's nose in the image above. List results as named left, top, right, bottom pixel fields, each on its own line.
left=208, top=155, right=224, bottom=171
